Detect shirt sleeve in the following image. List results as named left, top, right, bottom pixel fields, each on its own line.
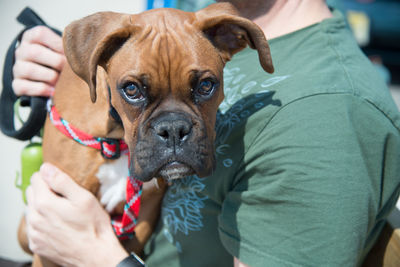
left=218, top=93, right=394, bottom=267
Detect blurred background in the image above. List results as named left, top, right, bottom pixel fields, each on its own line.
left=0, top=0, right=399, bottom=262
left=328, top=0, right=400, bottom=85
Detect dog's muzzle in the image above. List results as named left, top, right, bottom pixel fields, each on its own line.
left=132, top=111, right=214, bottom=182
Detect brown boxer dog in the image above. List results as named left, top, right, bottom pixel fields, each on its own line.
left=64, top=2, right=273, bottom=182
left=21, top=2, right=273, bottom=266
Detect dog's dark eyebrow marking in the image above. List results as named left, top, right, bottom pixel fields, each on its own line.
left=139, top=74, right=150, bottom=89
left=120, top=73, right=150, bottom=89
left=189, top=70, right=217, bottom=89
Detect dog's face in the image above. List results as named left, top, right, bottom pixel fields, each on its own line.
left=63, top=3, right=273, bottom=182
left=106, top=24, right=225, bottom=181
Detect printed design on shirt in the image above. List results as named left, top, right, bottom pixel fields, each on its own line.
left=161, top=65, right=289, bottom=252
left=162, top=175, right=208, bottom=251
left=216, top=67, right=289, bottom=167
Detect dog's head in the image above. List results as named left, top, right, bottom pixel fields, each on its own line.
left=63, top=3, right=273, bottom=182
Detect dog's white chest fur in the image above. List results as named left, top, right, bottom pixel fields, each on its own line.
left=96, top=154, right=128, bottom=212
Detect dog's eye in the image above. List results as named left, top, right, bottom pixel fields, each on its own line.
left=122, top=82, right=145, bottom=102
left=197, top=79, right=216, bottom=96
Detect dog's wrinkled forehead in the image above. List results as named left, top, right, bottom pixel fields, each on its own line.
left=135, top=7, right=193, bottom=27
left=134, top=9, right=218, bottom=62
left=107, top=11, right=224, bottom=93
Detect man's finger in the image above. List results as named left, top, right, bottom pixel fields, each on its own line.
left=12, top=78, right=54, bottom=97
left=26, top=181, right=35, bottom=208
left=13, top=60, right=59, bottom=85
left=29, top=172, right=63, bottom=215
left=15, top=42, right=66, bottom=71
left=22, top=26, right=64, bottom=54
left=40, top=163, right=93, bottom=203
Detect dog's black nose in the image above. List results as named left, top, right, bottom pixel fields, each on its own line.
left=152, top=113, right=192, bottom=146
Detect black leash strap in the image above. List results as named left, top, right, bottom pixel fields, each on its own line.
left=0, top=7, right=61, bottom=140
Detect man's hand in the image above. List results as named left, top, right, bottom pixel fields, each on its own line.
left=26, top=163, right=128, bottom=267
left=234, top=257, right=250, bottom=267
left=13, top=26, right=66, bottom=97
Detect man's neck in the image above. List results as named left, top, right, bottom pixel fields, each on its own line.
left=252, top=0, right=333, bottom=39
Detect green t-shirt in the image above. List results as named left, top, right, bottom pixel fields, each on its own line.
left=144, top=9, right=400, bottom=267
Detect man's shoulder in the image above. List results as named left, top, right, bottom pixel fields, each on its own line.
left=223, top=15, right=400, bottom=132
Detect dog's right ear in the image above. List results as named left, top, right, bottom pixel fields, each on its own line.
left=63, top=12, right=138, bottom=102
left=195, top=3, right=274, bottom=74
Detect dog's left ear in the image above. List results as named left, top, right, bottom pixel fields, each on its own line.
left=63, top=12, right=139, bottom=102
left=195, top=3, right=274, bottom=73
